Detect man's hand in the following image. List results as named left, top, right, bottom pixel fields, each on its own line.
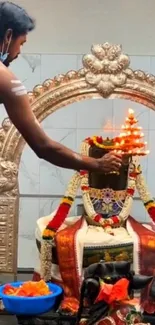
left=98, top=152, right=122, bottom=173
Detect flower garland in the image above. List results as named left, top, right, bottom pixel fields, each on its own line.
left=87, top=136, right=117, bottom=150
left=42, top=171, right=80, bottom=239
left=41, top=172, right=81, bottom=281
left=136, top=171, right=155, bottom=223
left=80, top=139, right=140, bottom=233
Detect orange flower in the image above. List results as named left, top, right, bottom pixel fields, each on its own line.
left=3, top=284, right=16, bottom=296
left=95, top=281, right=113, bottom=304
left=95, top=278, right=129, bottom=305
left=4, top=280, right=51, bottom=297
left=60, top=297, right=79, bottom=314
left=108, top=278, right=129, bottom=304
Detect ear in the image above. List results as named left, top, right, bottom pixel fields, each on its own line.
left=149, top=276, right=155, bottom=298
left=4, top=29, right=12, bottom=44
left=84, top=263, right=98, bottom=279
left=84, top=278, right=100, bottom=300
left=131, top=274, right=153, bottom=290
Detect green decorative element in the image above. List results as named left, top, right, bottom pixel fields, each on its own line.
left=102, top=137, right=115, bottom=147
left=126, top=308, right=142, bottom=324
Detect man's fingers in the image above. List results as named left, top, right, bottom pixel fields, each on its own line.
left=110, top=154, right=122, bottom=160
left=110, top=161, right=122, bottom=171
left=108, top=157, right=122, bottom=167
left=112, top=161, right=122, bottom=168
left=111, top=166, right=120, bottom=172
left=104, top=163, right=121, bottom=172
left=101, top=152, right=123, bottom=173
left=114, top=157, right=122, bottom=164
left=105, top=153, right=122, bottom=163
left=110, top=151, right=122, bottom=157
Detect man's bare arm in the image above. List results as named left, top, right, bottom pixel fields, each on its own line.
left=0, top=68, right=122, bottom=172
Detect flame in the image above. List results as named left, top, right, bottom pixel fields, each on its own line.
left=102, top=119, right=115, bottom=134
left=99, top=108, right=149, bottom=157
left=103, top=119, right=113, bottom=132
left=128, top=108, right=134, bottom=115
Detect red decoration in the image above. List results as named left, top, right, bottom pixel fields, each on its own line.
left=111, top=215, right=120, bottom=224
left=80, top=171, right=88, bottom=176
left=148, top=207, right=155, bottom=222
left=129, top=172, right=138, bottom=178
left=96, top=136, right=103, bottom=144
left=93, top=215, right=121, bottom=228
left=48, top=203, right=70, bottom=231
left=87, top=138, right=94, bottom=146
left=95, top=278, right=129, bottom=305
left=81, top=186, right=89, bottom=191
left=127, top=188, right=135, bottom=196
left=94, top=214, right=102, bottom=223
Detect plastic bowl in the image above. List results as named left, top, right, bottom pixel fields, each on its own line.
left=0, top=281, right=63, bottom=316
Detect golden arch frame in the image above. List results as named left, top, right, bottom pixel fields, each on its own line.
left=1, top=42, right=155, bottom=279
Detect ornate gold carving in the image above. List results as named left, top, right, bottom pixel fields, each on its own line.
left=0, top=118, right=12, bottom=153
left=83, top=43, right=129, bottom=96
left=0, top=42, right=155, bottom=277
left=0, top=198, right=18, bottom=273
left=0, top=159, right=18, bottom=196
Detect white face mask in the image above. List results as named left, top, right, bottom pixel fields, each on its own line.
left=0, top=31, right=12, bottom=63
left=0, top=52, right=9, bottom=62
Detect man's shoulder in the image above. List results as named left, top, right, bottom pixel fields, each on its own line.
left=0, top=62, right=6, bottom=76
left=0, top=64, right=19, bottom=105
left=0, top=64, right=8, bottom=101
left=0, top=63, right=17, bottom=94
left=0, top=62, right=13, bottom=78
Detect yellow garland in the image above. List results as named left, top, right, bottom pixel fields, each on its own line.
left=62, top=198, right=73, bottom=205
left=92, top=136, right=116, bottom=150
left=43, top=229, right=55, bottom=237
left=80, top=140, right=140, bottom=231
left=146, top=202, right=155, bottom=210
left=65, top=171, right=81, bottom=199
left=136, top=172, right=155, bottom=213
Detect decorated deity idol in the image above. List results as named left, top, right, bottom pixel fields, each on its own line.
left=34, top=108, right=155, bottom=315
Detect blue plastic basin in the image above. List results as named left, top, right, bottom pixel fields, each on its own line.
left=0, top=281, right=62, bottom=316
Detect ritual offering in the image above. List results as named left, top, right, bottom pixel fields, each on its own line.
left=3, top=280, right=51, bottom=297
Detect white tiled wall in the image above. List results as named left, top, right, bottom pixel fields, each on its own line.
left=2, top=54, right=155, bottom=267
left=18, top=198, right=40, bottom=268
